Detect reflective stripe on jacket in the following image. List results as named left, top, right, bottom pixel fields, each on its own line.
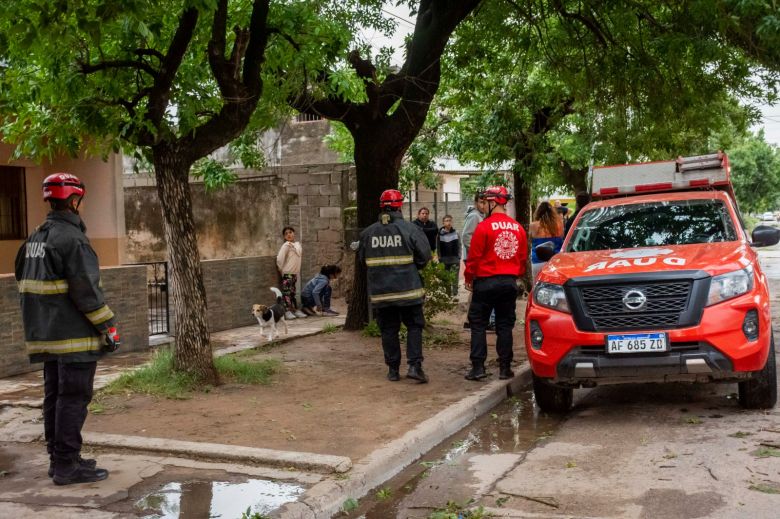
left=359, top=210, right=432, bottom=308
left=15, top=211, right=115, bottom=363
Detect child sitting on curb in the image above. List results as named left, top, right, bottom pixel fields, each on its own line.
left=301, top=264, right=342, bottom=316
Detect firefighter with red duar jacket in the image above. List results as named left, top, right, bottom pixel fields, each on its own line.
left=464, top=186, right=527, bottom=381
left=14, top=173, right=120, bottom=485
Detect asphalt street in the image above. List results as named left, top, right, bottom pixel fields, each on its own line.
left=359, top=246, right=780, bottom=519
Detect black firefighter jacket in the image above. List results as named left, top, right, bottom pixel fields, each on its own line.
left=15, top=211, right=116, bottom=363
left=359, top=210, right=432, bottom=308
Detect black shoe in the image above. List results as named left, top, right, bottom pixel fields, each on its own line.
left=49, top=456, right=96, bottom=478
left=465, top=364, right=488, bottom=381
left=406, top=364, right=429, bottom=384
left=499, top=366, right=515, bottom=380
left=53, top=464, right=109, bottom=485
left=387, top=367, right=400, bottom=382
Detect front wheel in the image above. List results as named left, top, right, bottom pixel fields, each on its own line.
left=533, top=374, right=573, bottom=414
left=739, top=334, right=777, bottom=409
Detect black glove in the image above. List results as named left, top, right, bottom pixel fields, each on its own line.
left=103, top=327, right=121, bottom=352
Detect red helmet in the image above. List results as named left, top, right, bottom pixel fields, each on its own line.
left=480, top=185, right=512, bottom=205
left=43, top=173, right=85, bottom=201
left=379, top=189, right=404, bottom=208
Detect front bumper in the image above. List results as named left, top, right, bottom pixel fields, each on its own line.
left=525, top=289, right=772, bottom=382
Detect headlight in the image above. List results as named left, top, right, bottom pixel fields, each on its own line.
left=707, top=266, right=754, bottom=306
left=534, top=283, right=570, bottom=313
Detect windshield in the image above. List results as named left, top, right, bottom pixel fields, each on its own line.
left=567, top=199, right=738, bottom=252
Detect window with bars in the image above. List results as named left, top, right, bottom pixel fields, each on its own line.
left=0, top=166, right=27, bottom=240
left=293, top=113, right=322, bottom=123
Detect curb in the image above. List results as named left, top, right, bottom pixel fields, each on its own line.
left=274, top=364, right=533, bottom=518
left=83, top=432, right=352, bottom=474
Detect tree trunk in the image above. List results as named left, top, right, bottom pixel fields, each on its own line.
left=344, top=134, right=404, bottom=330
left=153, top=148, right=218, bottom=384
left=513, top=167, right=533, bottom=292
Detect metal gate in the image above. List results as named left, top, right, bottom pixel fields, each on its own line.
left=144, top=262, right=170, bottom=335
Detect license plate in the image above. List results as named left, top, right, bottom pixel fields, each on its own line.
left=606, top=333, right=668, bottom=354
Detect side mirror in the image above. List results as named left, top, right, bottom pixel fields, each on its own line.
left=534, top=241, right=556, bottom=262
left=752, top=225, right=780, bottom=247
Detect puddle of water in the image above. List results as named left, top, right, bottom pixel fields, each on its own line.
left=135, top=478, right=304, bottom=518
left=358, top=389, right=565, bottom=518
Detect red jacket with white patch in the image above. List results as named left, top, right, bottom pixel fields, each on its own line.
left=465, top=212, right=527, bottom=284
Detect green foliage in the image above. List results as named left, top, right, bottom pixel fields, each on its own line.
left=324, top=121, right=355, bottom=163
left=729, top=130, right=780, bottom=213
left=435, top=0, right=770, bottom=203
left=240, top=508, right=271, bottom=519
left=362, top=320, right=381, bottom=337
left=375, top=487, right=392, bottom=500
left=429, top=500, right=492, bottom=519
left=460, top=170, right=510, bottom=198
left=103, top=348, right=279, bottom=398
left=421, top=262, right=457, bottom=322
left=191, top=159, right=239, bottom=192
left=342, top=498, right=358, bottom=512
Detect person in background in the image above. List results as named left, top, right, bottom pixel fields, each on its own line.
left=360, top=190, right=432, bottom=383
left=301, top=264, right=342, bottom=316
left=15, top=173, right=119, bottom=485
left=530, top=201, right=564, bottom=280
left=436, top=215, right=461, bottom=296
left=276, top=226, right=307, bottom=320
left=464, top=186, right=527, bottom=381
left=462, top=193, right=495, bottom=330
left=413, top=207, right=438, bottom=252
left=564, top=191, right=592, bottom=237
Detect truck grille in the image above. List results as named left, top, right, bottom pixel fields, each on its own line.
left=579, top=281, right=692, bottom=331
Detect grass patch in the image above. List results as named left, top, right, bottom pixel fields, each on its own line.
left=214, top=355, right=279, bottom=385
left=322, top=323, right=340, bottom=334
left=102, top=348, right=279, bottom=399
left=749, top=483, right=780, bottom=494
left=751, top=446, right=780, bottom=458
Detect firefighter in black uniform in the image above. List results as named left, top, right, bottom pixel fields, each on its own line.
left=15, top=173, right=120, bottom=485
left=359, top=189, right=432, bottom=383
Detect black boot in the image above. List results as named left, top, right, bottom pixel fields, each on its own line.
left=49, top=456, right=96, bottom=478
left=387, top=366, right=400, bottom=382
left=499, top=365, right=515, bottom=380
left=52, top=462, right=109, bottom=485
left=465, top=364, right=487, bottom=381
left=406, top=364, right=428, bottom=384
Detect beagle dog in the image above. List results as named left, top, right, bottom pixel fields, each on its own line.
left=252, top=287, right=288, bottom=341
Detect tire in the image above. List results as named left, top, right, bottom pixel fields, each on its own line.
left=739, top=334, right=778, bottom=409
left=533, top=374, right=573, bottom=414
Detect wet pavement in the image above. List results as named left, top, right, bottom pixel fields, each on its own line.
left=355, top=389, right=564, bottom=518
left=134, top=477, right=304, bottom=518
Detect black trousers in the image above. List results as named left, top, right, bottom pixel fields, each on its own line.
left=43, top=360, right=97, bottom=465
left=467, top=276, right=518, bottom=366
left=376, top=304, right=425, bottom=368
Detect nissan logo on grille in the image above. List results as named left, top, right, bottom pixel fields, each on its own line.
left=622, top=289, right=647, bottom=311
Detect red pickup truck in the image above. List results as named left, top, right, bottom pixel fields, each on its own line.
left=526, top=153, right=780, bottom=412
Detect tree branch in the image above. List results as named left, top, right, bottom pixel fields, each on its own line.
left=145, top=7, right=200, bottom=131
left=79, top=59, right=158, bottom=77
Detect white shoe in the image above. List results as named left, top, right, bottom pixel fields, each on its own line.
left=285, top=311, right=296, bottom=320
left=294, top=310, right=307, bottom=318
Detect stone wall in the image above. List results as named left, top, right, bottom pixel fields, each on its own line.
left=279, top=119, right=341, bottom=166
left=123, top=173, right=290, bottom=263
left=281, top=163, right=356, bottom=295
left=200, top=256, right=280, bottom=332
left=0, top=265, right=148, bottom=378
left=124, top=163, right=357, bottom=300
